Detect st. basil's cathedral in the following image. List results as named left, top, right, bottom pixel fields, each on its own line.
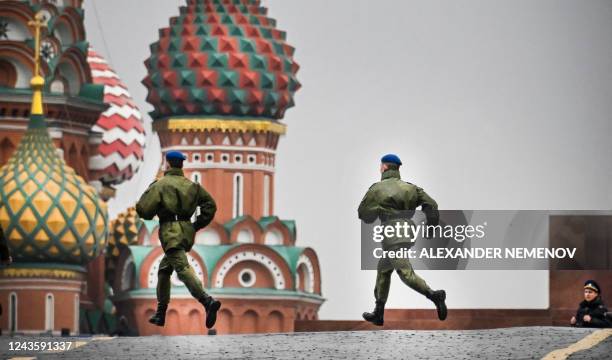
left=0, top=0, right=323, bottom=336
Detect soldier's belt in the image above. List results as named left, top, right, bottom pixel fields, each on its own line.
left=379, top=211, right=415, bottom=222
left=159, top=214, right=192, bottom=223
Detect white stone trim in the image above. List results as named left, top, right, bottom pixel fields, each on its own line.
left=184, top=162, right=275, bottom=172
left=45, top=293, right=54, bottom=331
left=191, top=171, right=202, bottom=185
left=116, top=292, right=324, bottom=304
left=238, top=268, right=256, bottom=288
left=296, top=254, right=316, bottom=293
left=146, top=253, right=205, bottom=289
left=214, top=251, right=286, bottom=289
left=161, top=144, right=277, bottom=155
left=120, top=255, right=135, bottom=291
left=9, top=292, right=17, bottom=332
left=232, top=173, right=244, bottom=218
left=263, top=174, right=270, bottom=216
left=74, top=294, right=80, bottom=335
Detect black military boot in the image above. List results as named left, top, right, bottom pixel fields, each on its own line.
left=148, top=303, right=168, bottom=327
left=362, top=300, right=385, bottom=326
left=426, top=289, right=447, bottom=321
left=199, top=295, right=221, bottom=329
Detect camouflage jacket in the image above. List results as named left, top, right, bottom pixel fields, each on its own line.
left=358, top=169, right=439, bottom=249
left=136, top=168, right=217, bottom=252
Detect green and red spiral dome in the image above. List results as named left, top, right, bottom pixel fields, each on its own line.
left=143, top=0, right=301, bottom=120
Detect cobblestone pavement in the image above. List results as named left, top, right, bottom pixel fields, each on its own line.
left=567, top=336, right=611, bottom=360
left=0, top=327, right=608, bottom=360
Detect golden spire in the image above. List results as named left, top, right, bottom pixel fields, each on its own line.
left=27, top=12, right=46, bottom=116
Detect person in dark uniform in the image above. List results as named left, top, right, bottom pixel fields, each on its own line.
left=136, top=151, right=221, bottom=329
left=571, top=280, right=610, bottom=328
left=0, top=225, right=11, bottom=330
left=0, top=225, right=11, bottom=266
left=359, top=154, right=447, bottom=326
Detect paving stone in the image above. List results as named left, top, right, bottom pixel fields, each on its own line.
left=0, top=327, right=604, bottom=360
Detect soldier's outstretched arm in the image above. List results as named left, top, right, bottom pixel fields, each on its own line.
left=136, top=181, right=161, bottom=220
left=193, top=185, right=217, bottom=231
left=416, top=186, right=439, bottom=226
left=358, top=185, right=379, bottom=224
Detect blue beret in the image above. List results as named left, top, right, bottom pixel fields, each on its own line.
left=381, top=154, right=402, bottom=166
left=166, top=150, right=186, bottom=161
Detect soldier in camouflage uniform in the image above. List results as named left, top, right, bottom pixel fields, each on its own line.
left=359, top=154, right=447, bottom=326
left=136, top=151, right=221, bottom=329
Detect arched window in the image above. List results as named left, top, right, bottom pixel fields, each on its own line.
left=50, top=78, right=67, bottom=94
left=236, top=228, right=254, bottom=244
left=57, top=62, right=81, bottom=96
left=191, top=171, right=202, bottom=185
left=263, top=175, right=270, bottom=216
left=74, top=295, right=80, bottom=335
left=264, top=228, right=283, bottom=245
left=54, top=22, right=73, bottom=45
left=195, top=228, right=221, bottom=245
left=9, top=292, right=17, bottom=332
left=233, top=173, right=243, bottom=218
left=121, top=257, right=136, bottom=291
left=45, top=293, right=54, bottom=332
left=0, top=60, right=17, bottom=88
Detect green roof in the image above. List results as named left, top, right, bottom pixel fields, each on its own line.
left=269, top=246, right=304, bottom=274
left=0, top=87, right=106, bottom=106
left=191, top=244, right=235, bottom=282
left=127, top=246, right=156, bottom=280
left=222, top=215, right=250, bottom=233
left=113, top=287, right=324, bottom=303
left=141, top=219, right=159, bottom=234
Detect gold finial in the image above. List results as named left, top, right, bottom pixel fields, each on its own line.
left=28, top=12, right=46, bottom=77
left=27, top=12, right=47, bottom=116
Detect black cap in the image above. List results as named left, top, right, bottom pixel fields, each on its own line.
left=584, top=280, right=601, bottom=294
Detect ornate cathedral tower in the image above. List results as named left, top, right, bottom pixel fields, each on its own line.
left=142, top=0, right=300, bottom=222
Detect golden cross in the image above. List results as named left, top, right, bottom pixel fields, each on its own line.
left=28, top=12, right=47, bottom=77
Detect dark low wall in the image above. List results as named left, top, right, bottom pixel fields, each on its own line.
left=295, top=309, right=573, bottom=332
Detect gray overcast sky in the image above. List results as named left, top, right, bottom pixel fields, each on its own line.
left=84, top=0, right=612, bottom=319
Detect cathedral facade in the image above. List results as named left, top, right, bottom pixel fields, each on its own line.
left=0, top=0, right=323, bottom=336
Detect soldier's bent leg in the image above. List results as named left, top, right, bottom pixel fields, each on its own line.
left=391, top=257, right=447, bottom=320
left=374, top=258, right=394, bottom=303
left=165, top=248, right=207, bottom=300
left=363, top=259, right=393, bottom=326
left=157, top=255, right=173, bottom=304
left=166, top=249, right=222, bottom=328
left=390, top=257, right=432, bottom=296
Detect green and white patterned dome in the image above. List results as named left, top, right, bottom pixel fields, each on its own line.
left=142, top=0, right=301, bottom=120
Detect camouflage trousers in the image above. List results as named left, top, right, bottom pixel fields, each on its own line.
left=157, top=248, right=208, bottom=305
left=374, top=253, right=432, bottom=303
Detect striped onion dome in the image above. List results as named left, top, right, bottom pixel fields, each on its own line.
left=87, top=48, right=146, bottom=186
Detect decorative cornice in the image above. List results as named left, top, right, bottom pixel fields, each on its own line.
left=154, top=118, right=287, bottom=135
left=0, top=267, right=83, bottom=279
